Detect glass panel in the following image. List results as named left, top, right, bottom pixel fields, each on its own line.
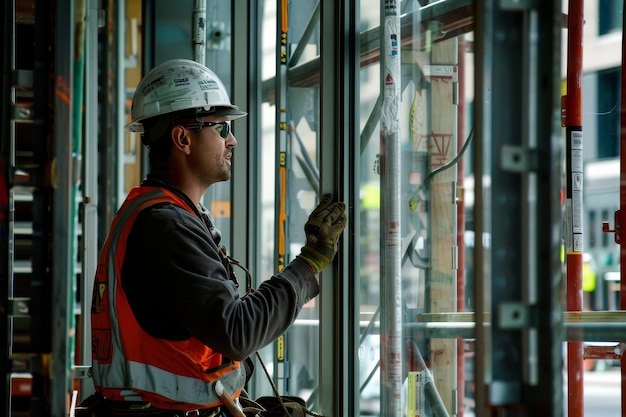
left=150, top=0, right=235, bottom=243
left=119, top=2, right=624, bottom=416
left=596, top=68, right=620, bottom=159
left=258, top=0, right=322, bottom=405
left=356, top=2, right=475, bottom=416
left=598, top=0, right=622, bottom=35
left=583, top=2, right=621, bottom=320
left=357, top=5, right=382, bottom=414
left=579, top=3, right=622, bottom=414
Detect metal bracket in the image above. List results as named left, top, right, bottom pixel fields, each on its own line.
left=373, top=154, right=381, bottom=175
left=499, top=302, right=531, bottom=329
left=8, top=297, right=30, bottom=317
left=500, top=145, right=538, bottom=172
left=11, top=102, right=34, bottom=121
left=72, top=365, right=92, bottom=379
left=602, top=209, right=622, bottom=244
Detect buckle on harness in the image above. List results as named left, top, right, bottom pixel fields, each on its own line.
left=184, top=407, right=220, bottom=417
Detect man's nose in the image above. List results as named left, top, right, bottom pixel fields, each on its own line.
left=226, top=132, right=237, bottom=148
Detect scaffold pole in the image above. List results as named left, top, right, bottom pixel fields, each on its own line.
left=563, top=1, right=584, bottom=416
left=380, top=1, right=403, bottom=416
left=618, top=1, right=626, bottom=414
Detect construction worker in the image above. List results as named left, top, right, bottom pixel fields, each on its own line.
left=88, top=59, right=346, bottom=416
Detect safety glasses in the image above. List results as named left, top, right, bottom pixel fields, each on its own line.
left=182, top=121, right=230, bottom=139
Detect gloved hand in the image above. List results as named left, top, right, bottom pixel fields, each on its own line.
left=297, top=193, right=347, bottom=273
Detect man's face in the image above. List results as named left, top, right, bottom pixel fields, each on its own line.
left=186, top=116, right=237, bottom=186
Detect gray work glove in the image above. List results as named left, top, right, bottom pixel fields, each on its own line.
left=297, top=193, right=347, bottom=273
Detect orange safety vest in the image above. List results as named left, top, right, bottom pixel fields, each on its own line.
left=90, top=186, right=244, bottom=409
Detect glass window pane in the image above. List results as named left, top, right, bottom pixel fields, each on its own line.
left=598, top=0, right=623, bottom=35
left=258, top=0, right=322, bottom=405
left=356, top=2, right=475, bottom=415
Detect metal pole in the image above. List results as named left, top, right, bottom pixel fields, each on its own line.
left=52, top=0, right=75, bottom=414
left=78, top=0, right=100, bottom=399
left=564, top=1, right=584, bottom=416
left=380, top=1, right=402, bottom=416
left=473, top=2, right=489, bottom=413
left=192, top=0, right=206, bottom=65
left=456, top=35, right=467, bottom=417
left=274, top=0, right=290, bottom=394
left=619, top=1, right=626, bottom=414
left=70, top=0, right=86, bottom=400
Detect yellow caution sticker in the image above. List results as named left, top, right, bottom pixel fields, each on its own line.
left=407, top=371, right=426, bottom=417
left=277, top=335, right=284, bottom=361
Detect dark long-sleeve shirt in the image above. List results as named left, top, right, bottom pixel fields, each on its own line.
left=121, top=178, right=318, bottom=361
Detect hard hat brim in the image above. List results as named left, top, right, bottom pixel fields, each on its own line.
left=199, top=106, right=248, bottom=121
left=125, top=106, right=248, bottom=133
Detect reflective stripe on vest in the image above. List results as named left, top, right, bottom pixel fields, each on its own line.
left=92, top=360, right=245, bottom=405
left=91, top=186, right=244, bottom=407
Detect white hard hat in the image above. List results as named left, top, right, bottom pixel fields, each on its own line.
left=125, top=59, right=247, bottom=132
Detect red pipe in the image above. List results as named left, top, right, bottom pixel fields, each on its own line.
left=564, top=1, right=584, bottom=417
left=566, top=253, right=584, bottom=417
left=583, top=343, right=624, bottom=360
left=565, top=4, right=583, bottom=127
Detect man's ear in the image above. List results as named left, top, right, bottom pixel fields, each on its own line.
left=171, top=125, right=191, bottom=153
